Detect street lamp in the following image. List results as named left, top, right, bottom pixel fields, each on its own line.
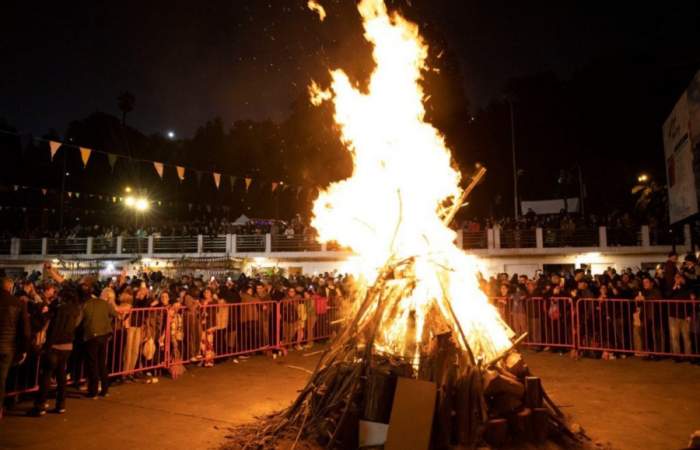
left=637, top=173, right=649, bottom=183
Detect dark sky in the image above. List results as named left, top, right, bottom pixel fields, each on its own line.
left=2, top=0, right=699, bottom=137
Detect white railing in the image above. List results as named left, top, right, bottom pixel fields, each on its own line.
left=0, top=225, right=690, bottom=259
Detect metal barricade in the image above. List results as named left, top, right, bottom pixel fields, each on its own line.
left=19, top=238, right=43, bottom=255
left=500, top=229, right=537, bottom=249
left=108, top=307, right=169, bottom=377
left=121, top=237, right=148, bottom=254
left=576, top=298, right=700, bottom=357
left=461, top=230, right=487, bottom=249
left=236, top=234, right=266, bottom=252
left=543, top=228, right=599, bottom=247
left=152, top=236, right=198, bottom=254
left=168, top=301, right=277, bottom=366
left=270, top=234, right=322, bottom=252
left=494, top=296, right=576, bottom=349
left=47, top=238, right=88, bottom=255
left=202, top=236, right=227, bottom=253
left=277, top=297, right=338, bottom=348
left=92, top=237, right=117, bottom=254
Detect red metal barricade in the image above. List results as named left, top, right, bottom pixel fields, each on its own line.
left=576, top=298, right=700, bottom=358
left=493, top=296, right=576, bottom=349
left=169, top=301, right=278, bottom=366
left=8, top=296, right=695, bottom=398
left=277, top=297, right=339, bottom=348
left=108, top=307, right=169, bottom=376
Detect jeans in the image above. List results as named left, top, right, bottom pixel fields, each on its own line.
left=0, top=351, right=14, bottom=408
left=669, top=317, right=692, bottom=355
left=36, top=348, right=71, bottom=409
left=124, top=327, right=142, bottom=372
left=85, top=335, right=109, bottom=396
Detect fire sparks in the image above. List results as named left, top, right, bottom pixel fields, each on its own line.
left=309, top=0, right=513, bottom=362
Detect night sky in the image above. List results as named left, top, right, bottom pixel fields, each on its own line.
left=2, top=1, right=700, bottom=136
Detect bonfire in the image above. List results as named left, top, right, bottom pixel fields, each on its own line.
left=228, top=1, right=583, bottom=448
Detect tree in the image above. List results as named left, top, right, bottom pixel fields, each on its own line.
left=117, top=91, right=135, bottom=127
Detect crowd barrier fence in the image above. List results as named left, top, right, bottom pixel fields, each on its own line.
left=5, top=299, right=341, bottom=397
left=7, top=296, right=698, bottom=398
left=494, top=296, right=700, bottom=358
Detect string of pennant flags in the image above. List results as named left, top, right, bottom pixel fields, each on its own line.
left=1, top=129, right=309, bottom=197
left=0, top=183, right=265, bottom=215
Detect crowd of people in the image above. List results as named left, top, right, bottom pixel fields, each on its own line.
left=0, top=266, right=351, bottom=419
left=2, top=250, right=699, bottom=421
left=3, top=214, right=317, bottom=241
left=462, top=209, right=663, bottom=232
left=482, top=251, right=700, bottom=360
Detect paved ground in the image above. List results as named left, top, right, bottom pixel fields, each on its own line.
left=0, top=349, right=698, bottom=450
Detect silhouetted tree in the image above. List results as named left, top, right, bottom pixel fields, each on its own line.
left=117, top=91, right=135, bottom=127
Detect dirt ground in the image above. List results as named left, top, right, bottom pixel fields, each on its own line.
left=0, top=349, right=698, bottom=450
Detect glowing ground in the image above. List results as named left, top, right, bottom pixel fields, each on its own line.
left=0, top=349, right=698, bottom=450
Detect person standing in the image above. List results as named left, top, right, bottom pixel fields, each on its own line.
left=81, top=280, right=117, bottom=398
left=667, top=273, right=693, bottom=356
left=663, top=251, right=679, bottom=294
left=0, top=277, right=31, bottom=419
left=29, top=288, right=82, bottom=416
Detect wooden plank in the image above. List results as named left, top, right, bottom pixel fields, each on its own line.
left=384, top=377, right=437, bottom=450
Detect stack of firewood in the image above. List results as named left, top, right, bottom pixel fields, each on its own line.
left=223, top=255, right=582, bottom=450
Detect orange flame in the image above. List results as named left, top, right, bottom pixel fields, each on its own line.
left=310, top=0, right=513, bottom=362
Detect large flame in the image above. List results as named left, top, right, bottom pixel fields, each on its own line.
left=310, top=0, right=513, bottom=362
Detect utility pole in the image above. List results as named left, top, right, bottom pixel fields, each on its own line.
left=508, top=98, right=518, bottom=219
left=577, top=163, right=585, bottom=216
left=59, top=155, right=67, bottom=228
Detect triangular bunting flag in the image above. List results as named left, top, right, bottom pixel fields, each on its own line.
left=67, top=192, right=73, bottom=198
left=41, top=188, right=48, bottom=196
left=176, top=166, right=185, bottom=182
left=245, top=177, right=253, bottom=192
left=75, top=192, right=80, bottom=198
left=230, top=176, right=237, bottom=192
left=282, top=183, right=289, bottom=192
left=213, top=172, right=221, bottom=189
left=13, top=185, right=19, bottom=191
left=108, top=153, right=118, bottom=171
left=78, top=147, right=92, bottom=167
left=153, top=162, right=164, bottom=179
left=79, top=147, right=92, bottom=167
left=49, top=141, right=61, bottom=161
left=271, top=181, right=278, bottom=193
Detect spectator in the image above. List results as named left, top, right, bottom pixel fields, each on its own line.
left=0, top=277, right=31, bottom=419
left=667, top=273, right=693, bottom=356
left=81, top=278, right=117, bottom=398
left=29, top=287, right=82, bottom=416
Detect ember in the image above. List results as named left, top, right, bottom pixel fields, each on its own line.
left=228, top=0, right=584, bottom=448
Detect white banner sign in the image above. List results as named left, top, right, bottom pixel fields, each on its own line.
left=663, top=90, right=698, bottom=224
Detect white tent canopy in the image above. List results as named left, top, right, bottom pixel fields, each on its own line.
left=233, top=214, right=250, bottom=225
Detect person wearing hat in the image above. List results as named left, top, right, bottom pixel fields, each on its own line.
left=80, top=278, right=118, bottom=398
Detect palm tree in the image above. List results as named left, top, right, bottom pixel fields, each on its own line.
left=117, top=91, right=135, bottom=126
left=631, top=179, right=665, bottom=213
